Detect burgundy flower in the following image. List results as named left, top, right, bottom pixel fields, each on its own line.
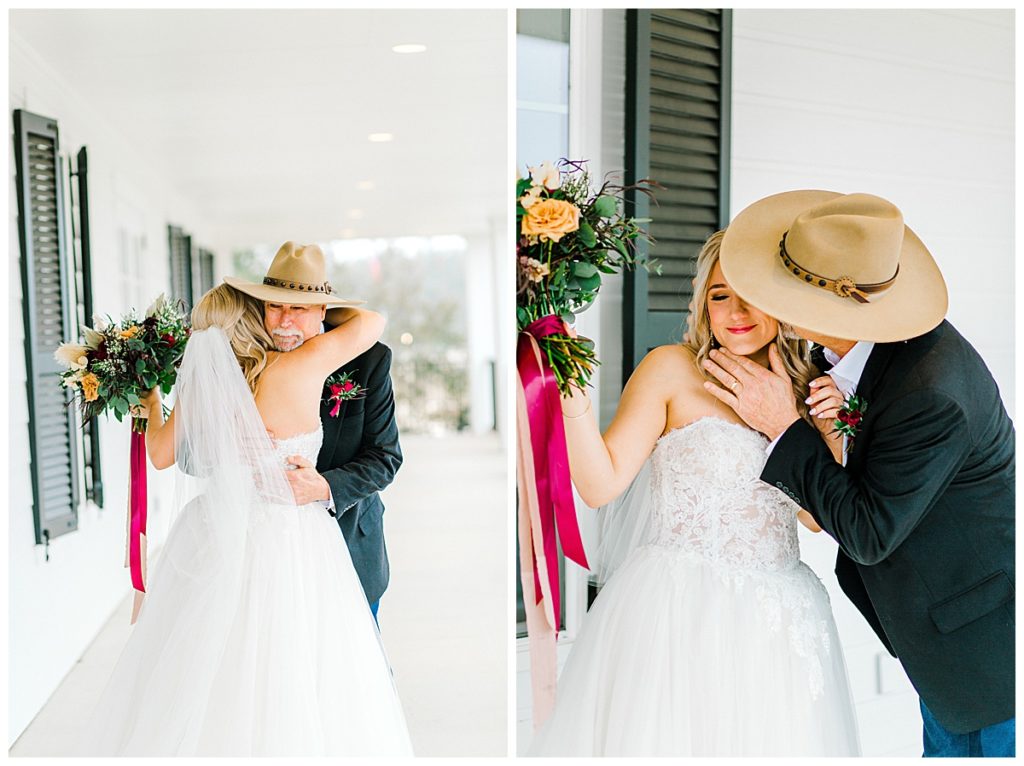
left=161, top=333, right=175, bottom=347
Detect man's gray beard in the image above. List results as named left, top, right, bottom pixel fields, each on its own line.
left=272, top=331, right=305, bottom=352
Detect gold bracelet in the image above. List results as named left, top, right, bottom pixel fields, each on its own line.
left=563, top=398, right=592, bottom=419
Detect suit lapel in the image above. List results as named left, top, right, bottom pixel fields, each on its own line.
left=845, top=341, right=898, bottom=472
left=318, top=393, right=346, bottom=469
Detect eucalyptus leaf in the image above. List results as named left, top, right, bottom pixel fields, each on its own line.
left=135, top=359, right=146, bottom=373
left=577, top=220, right=597, bottom=248
left=578, top=273, right=602, bottom=292
left=573, top=261, right=598, bottom=279
left=593, top=196, right=618, bottom=218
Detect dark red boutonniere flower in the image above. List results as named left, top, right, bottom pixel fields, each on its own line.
left=834, top=392, right=868, bottom=454
left=323, top=371, right=366, bottom=417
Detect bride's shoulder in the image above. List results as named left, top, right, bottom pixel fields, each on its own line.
left=637, top=344, right=701, bottom=378
left=625, top=344, right=703, bottom=396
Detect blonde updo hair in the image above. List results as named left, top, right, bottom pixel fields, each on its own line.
left=682, top=230, right=817, bottom=426
left=191, top=283, right=275, bottom=393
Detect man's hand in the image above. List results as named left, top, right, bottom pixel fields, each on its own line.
left=806, top=375, right=846, bottom=439
left=702, top=344, right=800, bottom=440
left=285, top=455, right=331, bottom=504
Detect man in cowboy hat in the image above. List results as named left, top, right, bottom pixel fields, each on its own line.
left=226, top=241, right=401, bottom=621
left=703, top=192, right=1014, bottom=756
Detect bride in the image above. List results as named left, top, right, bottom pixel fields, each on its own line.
left=81, top=283, right=413, bottom=756
left=528, top=230, right=860, bottom=756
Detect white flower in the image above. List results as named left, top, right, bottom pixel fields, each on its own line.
left=62, top=370, right=82, bottom=389
left=529, top=160, right=561, bottom=191
left=91, top=314, right=109, bottom=332
left=145, top=292, right=167, bottom=317
left=82, top=326, right=105, bottom=349
left=520, top=186, right=543, bottom=209
left=54, top=343, right=90, bottom=370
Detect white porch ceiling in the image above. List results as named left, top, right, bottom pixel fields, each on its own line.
left=10, top=9, right=509, bottom=247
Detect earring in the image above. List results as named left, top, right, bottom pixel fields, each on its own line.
left=710, top=334, right=720, bottom=350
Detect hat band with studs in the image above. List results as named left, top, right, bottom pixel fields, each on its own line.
left=263, top=276, right=334, bottom=294
left=779, top=231, right=899, bottom=304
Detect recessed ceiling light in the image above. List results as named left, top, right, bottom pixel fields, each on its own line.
left=357, top=181, right=375, bottom=191
left=368, top=133, right=393, bottom=143
left=392, top=44, right=426, bottom=54
left=347, top=209, right=364, bottom=220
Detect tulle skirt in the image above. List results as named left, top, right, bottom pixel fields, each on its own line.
left=81, top=495, right=413, bottom=756
left=529, top=545, right=861, bottom=756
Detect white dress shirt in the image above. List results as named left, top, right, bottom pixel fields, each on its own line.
left=766, top=341, right=875, bottom=466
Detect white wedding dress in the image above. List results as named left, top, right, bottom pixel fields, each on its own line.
left=81, top=328, right=413, bottom=756
left=529, top=417, right=861, bottom=756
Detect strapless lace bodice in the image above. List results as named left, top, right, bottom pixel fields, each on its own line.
left=650, top=417, right=801, bottom=572
left=270, top=425, right=324, bottom=467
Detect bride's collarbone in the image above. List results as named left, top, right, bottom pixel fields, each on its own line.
left=661, top=387, right=745, bottom=437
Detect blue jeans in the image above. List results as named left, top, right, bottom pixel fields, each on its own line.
left=921, top=699, right=1015, bottom=757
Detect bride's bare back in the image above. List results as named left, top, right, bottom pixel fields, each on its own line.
left=253, top=309, right=385, bottom=440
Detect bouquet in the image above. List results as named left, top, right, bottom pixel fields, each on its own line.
left=54, top=293, right=190, bottom=620
left=516, top=158, right=657, bottom=397
left=55, top=293, right=190, bottom=433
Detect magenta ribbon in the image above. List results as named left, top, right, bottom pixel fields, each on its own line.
left=129, top=428, right=147, bottom=593
left=517, top=315, right=590, bottom=627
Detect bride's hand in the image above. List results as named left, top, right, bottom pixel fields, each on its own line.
left=131, top=387, right=161, bottom=419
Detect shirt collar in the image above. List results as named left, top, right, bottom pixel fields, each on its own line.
left=823, top=341, right=875, bottom=392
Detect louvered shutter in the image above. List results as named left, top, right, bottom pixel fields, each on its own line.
left=623, top=9, right=732, bottom=379
left=71, top=146, right=103, bottom=507
left=197, top=248, right=215, bottom=297
left=14, top=109, right=81, bottom=543
left=168, top=225, right=193, bottom=310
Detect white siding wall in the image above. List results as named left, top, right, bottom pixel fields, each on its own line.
left=9, top=32, right=214, bottom=744
left=732, top=9, right=1014, bottom=757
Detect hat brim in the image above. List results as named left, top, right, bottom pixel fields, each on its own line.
left=719, top=190, right=948, bottom=343
left=223, top=276, right=365, bottom=307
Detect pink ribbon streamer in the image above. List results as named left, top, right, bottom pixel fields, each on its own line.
left=129, top=428, right=147, bottom=595
left=516, top=315, right=591, bottom=726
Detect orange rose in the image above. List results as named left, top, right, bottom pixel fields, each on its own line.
left=119, top=325, right=140, bottom=339
left=521, top=199, right=580, bottom=243
left=80, top=372, right=100, bottom=402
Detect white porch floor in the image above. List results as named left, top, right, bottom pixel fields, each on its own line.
left=9, top=433, right=508, bottom=757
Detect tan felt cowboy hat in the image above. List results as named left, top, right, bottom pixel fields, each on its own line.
left=719, top=190, right=948, bottom=343
left=224, top=241, right=364, bottom=306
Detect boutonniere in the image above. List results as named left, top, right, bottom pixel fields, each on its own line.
left=834, top=392, right=868, bottom=453
left=323, top=371, right=366, bottom=417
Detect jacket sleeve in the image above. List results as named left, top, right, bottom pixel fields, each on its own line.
left=761, top=389, right=972, bottom=565
left=322, top=346, right=403, bottom=519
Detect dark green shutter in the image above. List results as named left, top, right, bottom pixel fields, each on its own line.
left=70, top=146, right=103, bottom=508
left=624, top=9, right=732, bottom=380
left=14, top=109, right=81, bottom=543
left=197, top=248, right=215, bottom=297
left=168, top=225, right=193, bottom=310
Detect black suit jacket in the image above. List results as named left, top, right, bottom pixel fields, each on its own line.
left=316, top=341, right=402, bottom=604
left=762, top=320, right=1014, bottom=734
